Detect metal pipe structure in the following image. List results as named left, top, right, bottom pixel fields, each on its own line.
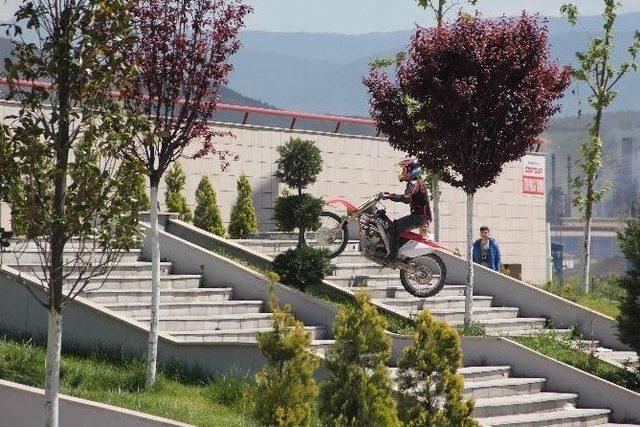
left=0, top=78, right=378, bottom=135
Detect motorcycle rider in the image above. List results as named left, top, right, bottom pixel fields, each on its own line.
left=380, top=157, right=432, bottom=260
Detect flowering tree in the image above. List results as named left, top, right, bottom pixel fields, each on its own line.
left=1, top=1, right=142, bottom=425
left=365, top=13, right=570, bottom=326
left=120, top=0, right=251, bottom=387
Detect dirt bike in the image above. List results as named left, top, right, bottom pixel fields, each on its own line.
left=314, top=194, right=449, bottom=298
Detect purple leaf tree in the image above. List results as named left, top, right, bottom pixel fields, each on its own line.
left=365, top=13, right=571, bottom=326
left=120, top=0, right=251, bottom=387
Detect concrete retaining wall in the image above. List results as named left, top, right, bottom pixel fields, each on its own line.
left=388, top=333, right=640, bottom=423
left=0, top=379, right=191, bottom=427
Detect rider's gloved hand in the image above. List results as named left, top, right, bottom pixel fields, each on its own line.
left=377, top=192, right=387, bottom=200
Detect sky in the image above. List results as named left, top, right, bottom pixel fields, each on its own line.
left=1, top=0, right=640, bottom=33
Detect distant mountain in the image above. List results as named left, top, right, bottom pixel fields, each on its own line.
left=230, top=12, right=640, bottom=116
left=0, top=37, right=273, bottom=111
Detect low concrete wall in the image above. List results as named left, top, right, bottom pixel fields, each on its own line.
left=438, top=249, right=628, bottom=350
left=140, top=221, right=340, bottom=336
left=388, top=333, right=640, bottom=423
left=0, top=379, right=191, bottom=427
left=0, top=266, right=266, bottom=378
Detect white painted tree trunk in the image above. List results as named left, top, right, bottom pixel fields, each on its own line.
left=43, top=308, right=62, bottom=427
left=146, top=185, right=161, bottom=388
left=581, top=214, right=592, bottom=293
left=433, top=180, right=441, bottom=241
left=464, top=192, right=475, bottom=327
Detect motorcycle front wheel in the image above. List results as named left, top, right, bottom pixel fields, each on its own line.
left=312, top=211, right=349, bottom=258
left=400, top=254, right=447, bottom=298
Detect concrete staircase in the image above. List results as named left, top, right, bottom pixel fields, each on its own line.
left=240, top=237, right=552, bottom=336
left=2, top=241, right=329, bottom=345
left=238, top=236, right=638, bottom=370
left=3, top=238, right=637, bottom=426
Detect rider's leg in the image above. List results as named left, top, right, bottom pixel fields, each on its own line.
left=388, top=213, right=426, bottom=259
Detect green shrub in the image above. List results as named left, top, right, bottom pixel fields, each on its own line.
left=274, top=138, right=323, bottom=192
left=273, top=193, right=323, bottom=234
left=273, top=138, right=323, bottom=247
left=193, top=175, right=225, bottom=236
left=120, top=160, right=150, bottom=211
left=165, top=162, right=192, bottom=222
left=319, top=292, right=400, bottom=427
left=273, top=246, right=332, bottom=292
left=616, top=217, right=640, bottom=354
left=247, top=296, right=319, bottom=426
left=228, top=174, right=258, bottom=239
left=397, top=311, right=477, bottom=426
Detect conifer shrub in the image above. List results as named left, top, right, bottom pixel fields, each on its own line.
left=193, top=175, right=225, bottom=236
left=272, top=246, right=332, bottom=292
left=164, top=162, right=192, bottom=222
left=228, top=174, right=258, bottom=238
left=397, top=310, right=477, bottom=426
left=247, top=295, right=319, bottom=426
left=616, top=217, right=640, bottom=355
left=121, top=160, right=150, bottom=211
left=319, top=292, right=401, bottom=427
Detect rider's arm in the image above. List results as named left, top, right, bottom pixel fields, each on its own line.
left=386, top=193, right=410, bottom=203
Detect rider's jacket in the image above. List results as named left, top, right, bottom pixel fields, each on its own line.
left=388, top=179, right=432, bottom=221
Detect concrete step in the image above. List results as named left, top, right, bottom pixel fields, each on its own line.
left=171, top=325, right=326, bottom=343
left=473, top=392, right=578, bottom=418
left=9, top=261, right=172, bottom=277
left=80, top=288, right=234, bottom=304
left=330, top=263, right=396, bottom=276
left=378, top=296, right=493, bottom=311
left=409, top=307, right=521, bottom=323
left=448, top=318, right=547, bottom=335
left=349, top=284, right=467, bottom=299
left=390, top=366, right=510, bottom=383
left=104, top=300, right=264, bottom=317
left=310, top=339, right=334, bottom=358
left=71, top=275, right=203, bottom=291
left=137, top=313, right=275, bottom=331
left=464, top=377, right=546, bottom=399
left=476, top=408, right=611, bottom=426
left=594, top=351, right=639, bottom=369
left=236, top=239, right=360, bottom=254
left=0, top=249, right=141, bottom=264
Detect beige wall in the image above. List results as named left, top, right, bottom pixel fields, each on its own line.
left=1, top=101, right=547, bottom=283
left=176, top=122, right=547, bottom=283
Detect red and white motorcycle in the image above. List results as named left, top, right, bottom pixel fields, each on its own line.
left=314, top=194, right=450, bottom=298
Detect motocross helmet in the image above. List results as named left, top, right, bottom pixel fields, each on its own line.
left=397, top=157, right=423, bottom=182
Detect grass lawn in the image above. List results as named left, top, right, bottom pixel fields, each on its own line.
left=513, top=333, right=640, bottom=392
left=0, top=335, right=258, bottom=427
left=573, top=294, right=620, bottom=318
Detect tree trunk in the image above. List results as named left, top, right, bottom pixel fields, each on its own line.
left=432, top=179, right=441, bottom=241
left=464, top=192, right=474, bottom=327
left=581, top=187, right=593, bottom=293
left=297, top=187, right=305, bottom=248
left=146, top=184, right=161, bottom=388
left=43, top=308, right=62, bottom=427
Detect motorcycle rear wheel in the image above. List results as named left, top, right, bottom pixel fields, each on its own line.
left=400, top=254, right=447, bottom=298
left=312, top=211, right=349, bottom=258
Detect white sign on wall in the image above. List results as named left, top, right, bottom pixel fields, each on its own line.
left=522, top=155, right=545, bottom=197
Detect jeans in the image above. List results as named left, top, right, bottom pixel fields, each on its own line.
left=388, top=213, right=428, bottom=258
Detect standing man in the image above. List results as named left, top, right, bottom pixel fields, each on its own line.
left=473, top=226, right=501, bottom=272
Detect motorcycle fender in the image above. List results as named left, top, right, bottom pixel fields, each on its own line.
left=325, top=197, right=359, bottom=214
left=398, top=240, right=435, bottom=258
